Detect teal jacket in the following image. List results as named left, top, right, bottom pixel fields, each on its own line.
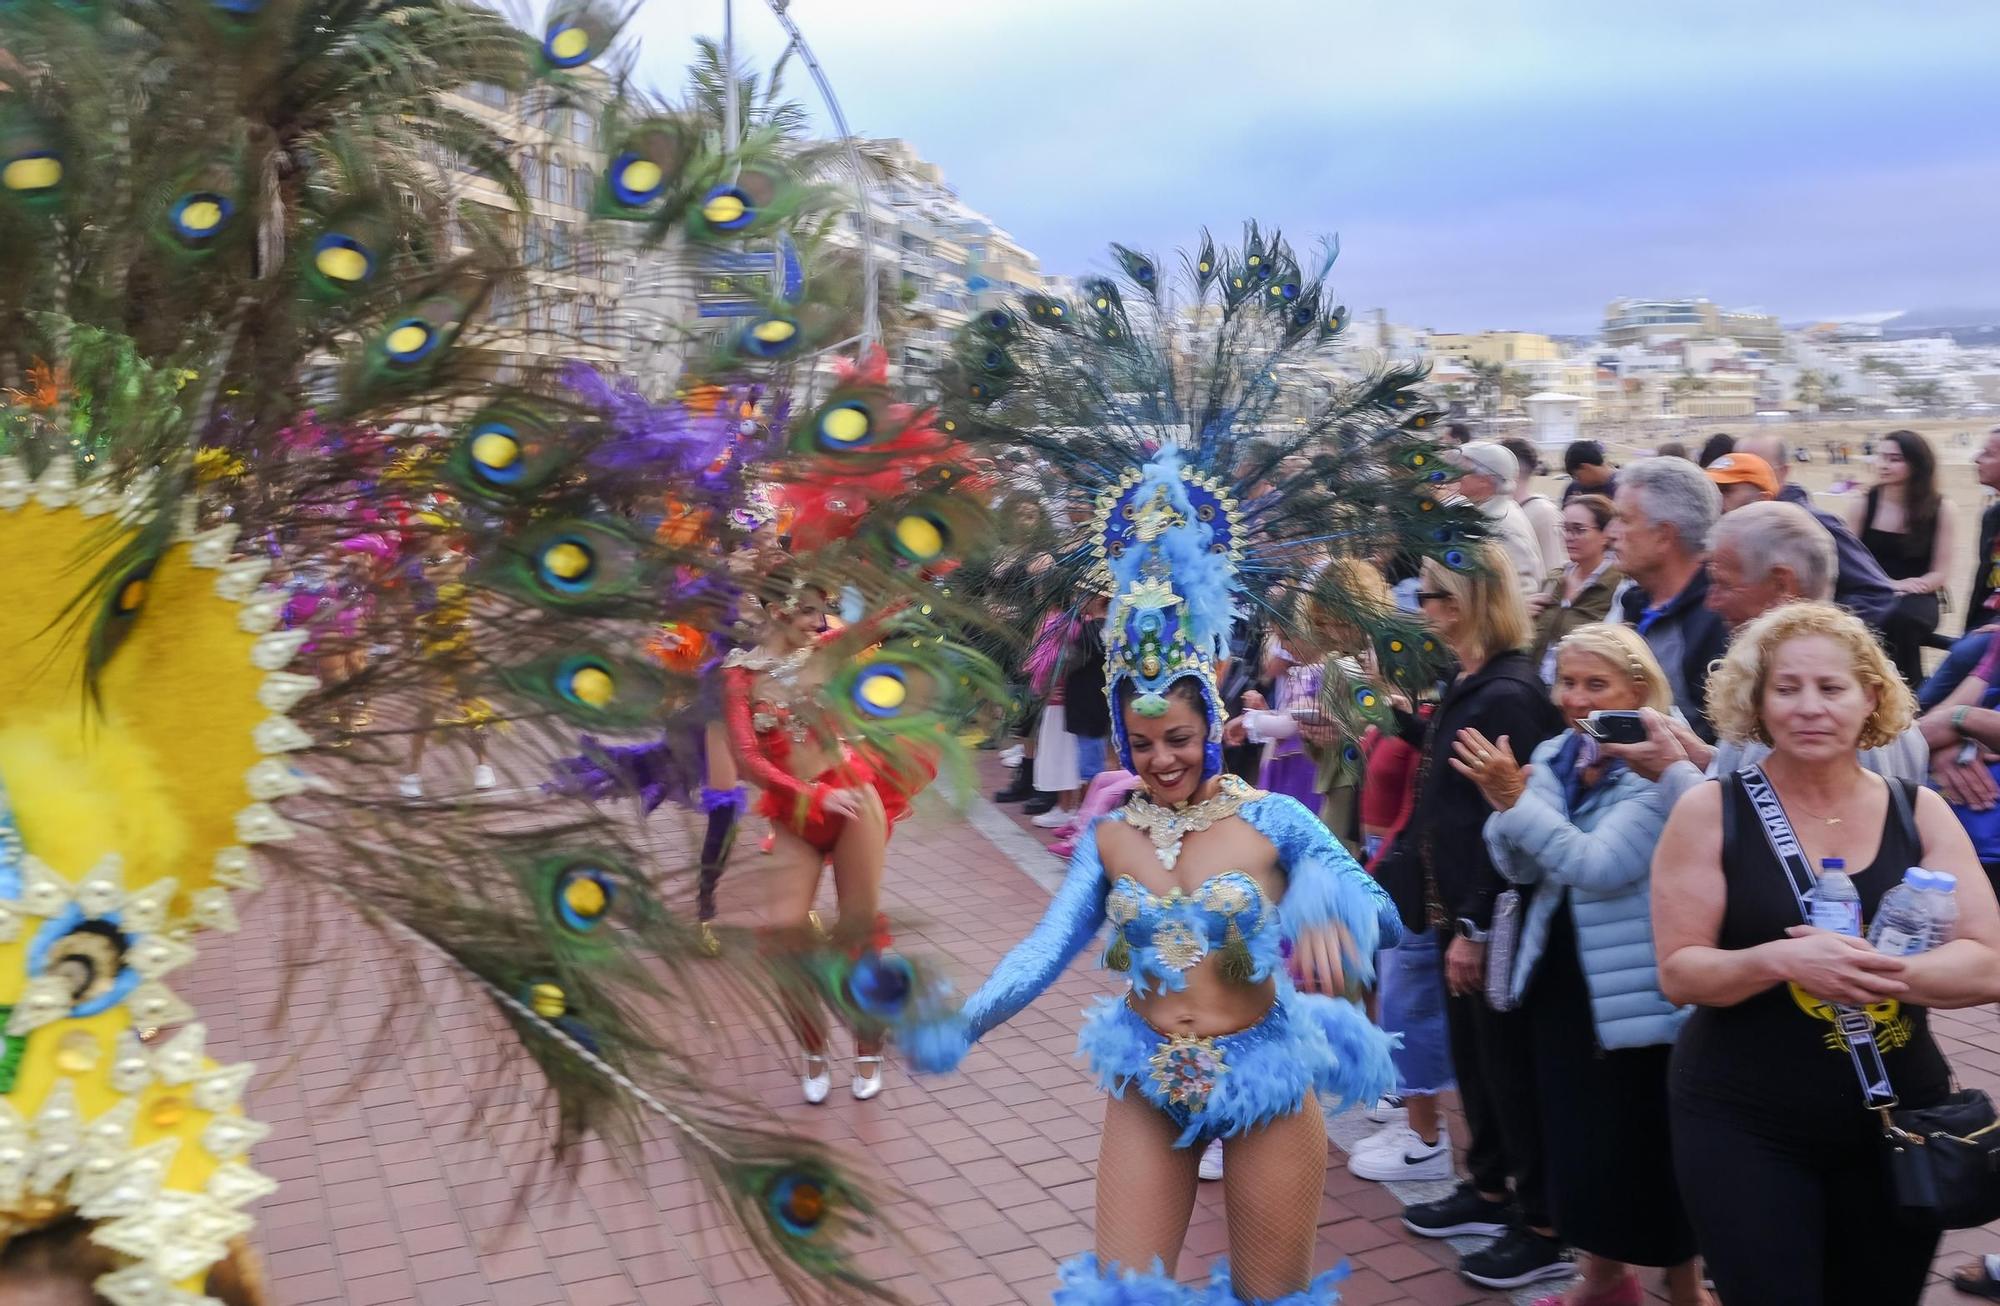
left=1485, top=732, right=1688, bottom=1050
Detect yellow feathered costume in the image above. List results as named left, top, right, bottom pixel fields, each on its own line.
left=0, top=460, right=291, bottom=1302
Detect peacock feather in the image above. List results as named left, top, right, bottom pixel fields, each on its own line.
left=0, top=0, right=979, bottom=1298
left=930, top=222, right=1477, bottom=694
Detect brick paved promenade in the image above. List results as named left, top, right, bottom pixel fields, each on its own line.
left=176, top=755, right=2000, bottom=1305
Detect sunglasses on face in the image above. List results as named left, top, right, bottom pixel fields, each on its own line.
left=1416, top=590, right=1453, bottom=603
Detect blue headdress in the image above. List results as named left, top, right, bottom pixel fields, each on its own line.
left=933, top=222, right=1483, bottom=787
left=1096, top=449, right=1243, bottom=778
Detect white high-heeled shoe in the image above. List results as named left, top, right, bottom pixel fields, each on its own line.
left=851, top=1056, right=884, bottom=1102
left=801, top=1054, right=831, bottom=1105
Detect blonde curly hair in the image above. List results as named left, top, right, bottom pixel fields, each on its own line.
left=1704, top=601, right=1912, bottom=750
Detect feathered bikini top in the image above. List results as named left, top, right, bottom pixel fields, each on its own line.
left=1103, top=871, right=1278, bottom=994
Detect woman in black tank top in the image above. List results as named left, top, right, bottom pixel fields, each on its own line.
left=1651, top=603, right=2000, bottom=1306
left=1851, top=429, right=1954, bottom=690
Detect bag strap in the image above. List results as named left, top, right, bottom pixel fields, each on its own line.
left=1736, top=765, right=1899, bottom=1111
left=1886, top=778, right=1917, bottom=851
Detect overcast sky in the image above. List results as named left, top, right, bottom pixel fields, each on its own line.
left=626, top=1, right=2000, bottom=334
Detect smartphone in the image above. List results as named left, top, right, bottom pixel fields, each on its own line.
left=1581, top=710, right=1647, bottom=745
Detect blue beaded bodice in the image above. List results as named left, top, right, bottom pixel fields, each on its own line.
left=955, top=791, right=1402, bottom=1041
left=1105, top=870, right=1278, bottom=994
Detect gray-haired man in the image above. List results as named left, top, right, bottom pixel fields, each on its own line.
left=1609, top=456, right=1727, bottom=739
left=1607, top=500, right=1927, bottom=809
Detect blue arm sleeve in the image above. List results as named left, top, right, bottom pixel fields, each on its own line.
left=904, top=828, right=1110, bottom=1074
left=1249, top=795, right=1403, bottom=968
left=950, top=827, right=1109, bottom=1050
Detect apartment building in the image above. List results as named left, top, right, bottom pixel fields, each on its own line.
left=1602, top=297, right=1782, bottom=353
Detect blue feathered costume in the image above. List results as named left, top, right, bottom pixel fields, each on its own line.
left=911, top=223, right=1482, bottom=1305
left=909, top=439, right=1404, bottom=1303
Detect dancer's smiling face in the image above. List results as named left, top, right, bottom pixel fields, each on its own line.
left=1123, top=680, right=1209, bottom=806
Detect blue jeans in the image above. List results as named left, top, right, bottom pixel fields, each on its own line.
left=1919, top=629, right=1995, bottom=710
left=1074, top=735, right=1109, bottom=787
left=1377, top=928, right=1454, bottom=1097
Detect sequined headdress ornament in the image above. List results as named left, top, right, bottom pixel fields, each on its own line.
left=1096, top=448, right=1243, bottom=779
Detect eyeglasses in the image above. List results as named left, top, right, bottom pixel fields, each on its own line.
left=1415, top=590, right=1452, bottom=603
left=1561, top=524, right=1600, bottom=537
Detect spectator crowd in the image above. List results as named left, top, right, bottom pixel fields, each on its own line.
left=988, top=423, right=2000, bottom=1305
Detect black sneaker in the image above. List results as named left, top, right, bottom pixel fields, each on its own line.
left=993, top=771, right=1034, bottom=803
left=1022, top=791, right=1057, bottom=816
left=1401, top=1183, right=1512, bottom=1239
left=1458, top=1226, right=1569, bottom=1289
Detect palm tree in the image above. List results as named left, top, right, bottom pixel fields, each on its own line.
left=1, top=0, right=532, bottom=416
left=686, top=35, right=812, bottom=145
left=1467, top=360, right=1505, bottom=419
left=1894, top=378, right=1945, bottom=410
left=1499, top=368, right=1535, bottom=414
left=1794, top=368, right=1826, bottom=411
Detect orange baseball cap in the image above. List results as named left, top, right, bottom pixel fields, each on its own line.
left=1705, top=452, right=1779, bottom=497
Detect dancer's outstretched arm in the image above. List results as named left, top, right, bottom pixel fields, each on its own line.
left=906, top=829, right=1108, bottom=1072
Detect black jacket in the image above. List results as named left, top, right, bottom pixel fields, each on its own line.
left=1617, top=568, right=1730, bottom=741
left=1973, top=502, right=2000, bottom=623
left=1377, top=650, right=1564, bottom=935
left=1218, top=620, right=1271, bottom=782
left=1773, top=483, right=1898, bottom=629
left=1063, top=619, right=1110, bottom=739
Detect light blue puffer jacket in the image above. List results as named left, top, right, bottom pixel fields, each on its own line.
left=1485, top=732, right=1688, bottom=1050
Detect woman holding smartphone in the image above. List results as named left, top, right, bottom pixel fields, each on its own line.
left=1459, top=624, right=1705, bottom=1306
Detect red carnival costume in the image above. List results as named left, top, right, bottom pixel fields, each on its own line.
left=721, top=625, right=936, bottom=856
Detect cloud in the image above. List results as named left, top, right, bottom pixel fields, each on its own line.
left=620, top=0, right=2000, bottom=329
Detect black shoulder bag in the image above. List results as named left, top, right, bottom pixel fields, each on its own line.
left=1733, top=765, right=2000, bottom=1228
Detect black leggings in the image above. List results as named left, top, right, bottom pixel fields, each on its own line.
left=1672, top=1092, right=1939, bottom=1305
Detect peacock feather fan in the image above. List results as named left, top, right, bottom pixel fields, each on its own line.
left=0, top=0, right=973, bottom=1296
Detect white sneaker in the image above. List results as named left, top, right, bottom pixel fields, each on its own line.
left=802, top=1055, right=831, bottom=1105
left=852, top=1056, right=884, bottom=1101
left=1367, top=1093, right=1405, bottom=1123
left=472, top=763, right=497, bottom=790
left=398, top=773, right=424, bottom=798
left=1349, top=1120, right=1411, bottom=1157
left=1197, top=1139, right=1224, bottom=1182
left=1030, top=807, right=1072, bottom=829
left=1346, top=1125, right=1453, bottom=1182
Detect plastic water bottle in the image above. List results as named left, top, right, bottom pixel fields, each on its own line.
left=1923, top=870, right=1960, bottom=951
left=1810, top=859, right=1862, bottom=936
left=1868, top=869, right=1931, bottom=956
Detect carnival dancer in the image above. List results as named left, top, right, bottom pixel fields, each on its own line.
left=401, top=547, right=498, bottom=796
left=903, top=221, right=1483, bottom=1303
left=723, top=574, right=937, bottom=1104
left=914, top=452, right=1404, bottom=1304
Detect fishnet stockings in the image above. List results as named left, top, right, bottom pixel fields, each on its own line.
left=1091, top=1092, right=1327, bottom=1302
left=1220, top=1102, right=1326, bottom=1301
left=1094, top=1091, right=1201, bottom=1276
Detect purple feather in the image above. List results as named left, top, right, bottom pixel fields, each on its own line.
left=544, top=734, right=703, bottom=815
left=560, top=362, right=738, bottom=478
